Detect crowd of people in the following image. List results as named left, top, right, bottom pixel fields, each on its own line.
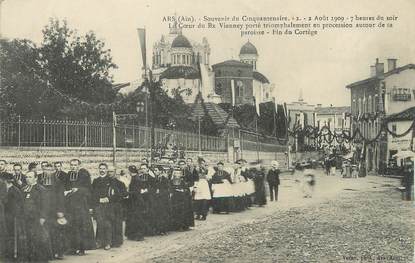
left=0, top=157, right=282, bottom=262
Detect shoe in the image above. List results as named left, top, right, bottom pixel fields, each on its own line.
left=104, top=245, right=111, bottom=250
left=76, top=250, right=86, bottom=256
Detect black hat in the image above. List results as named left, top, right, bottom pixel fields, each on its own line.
left=128, top=165, right=138, bottom=174
left=235, top=159, right=242, bottom=164
left=217, top=161, right=224, bottom=166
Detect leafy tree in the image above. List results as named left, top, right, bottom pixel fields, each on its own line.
left=40, top=18, right=117, bottom=104
left=0, top=38, right=56, bottom=118
left=0, top=18, right=118, bottom=119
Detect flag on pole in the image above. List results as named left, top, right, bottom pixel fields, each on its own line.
left=137, top=28, right=146, bottom=73
left=254, top=95, right=260, bottom=116
left=231, top=79, right=235, bottom=106
left=273, top=97, right=278, bottom=115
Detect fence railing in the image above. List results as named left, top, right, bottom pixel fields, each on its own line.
left=0, top=118, right=287, bottom=153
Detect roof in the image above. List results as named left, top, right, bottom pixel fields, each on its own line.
left=346, top=64, right=415, bottom=89
left=253, top=71, right=269, bottom=84
left=316, top=106, right=351, bottom=115
left=191, top=93, right=240, bottom=128
left=385, top=106, right=415, bottom=122
left=160, top=66, right=200, bottom=79
left=112, top=82, right=131, bottom=90
left=240, top=41, right=258, bottom=55
left=212, top=59, right=252, bottom=68
left=171, top=34, right=192, bottom=49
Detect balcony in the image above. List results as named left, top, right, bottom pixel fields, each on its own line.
left=392, top=93, right=411, bottom=101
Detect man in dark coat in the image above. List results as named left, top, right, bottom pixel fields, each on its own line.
left=54, top=161, right=68, bottom=187
left=251, top=166, right=267, bottom=206
left=137, top=163, right=156, bottom=236
left=402, top=159, right=414, bottom=201
left=65, top=159, right=95, bottom=256
left=267, top=161, right=281, bottom=202
left=22, top=171, right=53, bottom=262
left=152, top=166, right=170, bottom=235
left=4, top=173, right=28, bottom=262
left=125, top=165, right=146, bottom=241
left=12, top=163, right=27, bottom=189
left=0, top=172, right=8, bottom=261
left=170, top=164, right=194, bottom=231
left=184, top=158, right=199, bottom=188
left=38, top=163, right=67, bottom=259
left=92, top=164, right=126, bottom=250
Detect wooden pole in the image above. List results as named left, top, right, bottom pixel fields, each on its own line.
left=198, top=116, right=201, bottom=155
left=256, top=115, right=260, bottom=162
left=112, top=111, right=117, bottom=167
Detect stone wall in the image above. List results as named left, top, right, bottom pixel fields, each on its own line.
left=0, top=146, right=319, bottom=174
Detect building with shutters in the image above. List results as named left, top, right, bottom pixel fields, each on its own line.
left=346, top=58, right=415, bottom=172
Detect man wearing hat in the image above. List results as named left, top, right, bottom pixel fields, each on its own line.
left=267, top=161, right=281, bottom=202
left=211, top=161, right=233, bottom=214
left=125, top=165, right=146, bottom=241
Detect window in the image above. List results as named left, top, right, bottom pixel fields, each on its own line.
left=392, top=124, right=397, bottom=133
left=367, top=96, right=373, bottom=113
left=392, top=87, right=411, bottom=101
left=236, top=80, right=244, bottom=97
left=215, top=83, right=222, bottom=95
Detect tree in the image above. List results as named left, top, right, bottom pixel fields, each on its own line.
left=0, top=18, right=118, bottom=119
left=0, top=38, right=54, bottom=118
left=40, top=18, right=117, bottom=104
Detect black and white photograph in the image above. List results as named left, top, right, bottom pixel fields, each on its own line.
left=0, top=0, right=414, bottom=262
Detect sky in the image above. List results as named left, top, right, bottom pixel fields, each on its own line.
left=2, top=0, right=415, bottom=106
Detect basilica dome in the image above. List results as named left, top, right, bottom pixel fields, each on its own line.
left=171, top=34, right=192, bottom=49
left=239, top=41, right=258, bottom=55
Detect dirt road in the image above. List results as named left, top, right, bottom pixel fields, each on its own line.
left=63, top=171, right=412, bottom=263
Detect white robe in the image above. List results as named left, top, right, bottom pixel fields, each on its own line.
left=193, top=179, right=211, bottom=200
left=212, top=180, right=233, bottom=198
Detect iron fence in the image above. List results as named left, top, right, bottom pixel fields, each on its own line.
left=0, top=118, right=286, bottom=153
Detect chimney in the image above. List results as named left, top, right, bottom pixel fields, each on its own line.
left=387, top=58, right=397, bottom=72
left=370, top=65, right=376, bottom=77
left=375, top=58, right=384, bottom=76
